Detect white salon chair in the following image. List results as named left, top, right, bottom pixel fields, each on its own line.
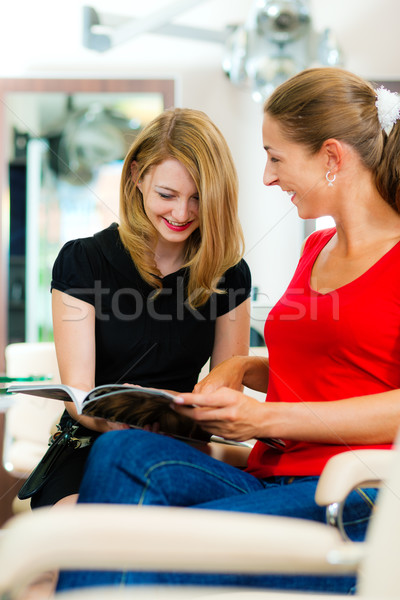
left=0, top=442, right=396, bottom=600
left=3, top=342, right=62, bottom=512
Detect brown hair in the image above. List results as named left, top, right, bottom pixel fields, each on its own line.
left=264, top=67, right=400, bottom=211
left=119, top=108, right=244, bottom=307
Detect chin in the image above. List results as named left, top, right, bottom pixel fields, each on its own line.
left=296, top=206, right=320, bottom=220
left=296, top=209, right=311, bottom=220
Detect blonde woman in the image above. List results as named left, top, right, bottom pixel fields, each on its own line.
left=29, top=108, right=251, bottom=508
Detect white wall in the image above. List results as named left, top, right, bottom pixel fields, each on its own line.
left=178, top=67, right=302, bottom=306
left=1, top=0, right=400, bottom=304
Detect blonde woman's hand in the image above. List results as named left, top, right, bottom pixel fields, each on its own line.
left=94, top=418, right=130, bottom=432
left=193, top=356, right=246, bottom=394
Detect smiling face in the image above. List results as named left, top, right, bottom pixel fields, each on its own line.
left=262, top=113, right=329, bottom=219
left=138, top=158, right=200, bottom=251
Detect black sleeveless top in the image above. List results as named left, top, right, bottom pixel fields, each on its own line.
left=51, top=223, right=251, bottom=393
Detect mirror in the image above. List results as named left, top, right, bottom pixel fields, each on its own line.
left=0, top=79, right=175, bottom=370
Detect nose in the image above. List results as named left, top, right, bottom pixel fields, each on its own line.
left=171, top=198, right=189, bottom=222
left=263, top=162, right=278, bottom=187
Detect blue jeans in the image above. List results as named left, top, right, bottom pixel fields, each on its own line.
left=57, top=430, right=376, bottom=593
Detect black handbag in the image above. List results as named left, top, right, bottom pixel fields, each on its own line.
left=17, top=421, right=92, bottom=500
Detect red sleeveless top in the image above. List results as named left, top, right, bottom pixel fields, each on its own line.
left=246, top=228, right=397, bottom=478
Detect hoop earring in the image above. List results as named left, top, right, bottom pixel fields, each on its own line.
left=326, top=171, right=336, bottom=187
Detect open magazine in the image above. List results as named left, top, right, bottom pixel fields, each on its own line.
left=7, top=382, right=285, bottom=449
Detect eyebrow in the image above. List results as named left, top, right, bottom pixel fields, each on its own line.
left=154, top=185, right=178, bottom=193
left=155, top=185, right=199, bottom=196
left=264, top=145, right=285, bottom=156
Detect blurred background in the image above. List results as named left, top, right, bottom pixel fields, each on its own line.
left=0, top=0, right=399, bottom=356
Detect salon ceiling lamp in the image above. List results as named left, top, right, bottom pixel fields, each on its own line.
left=82, top=0, right=343, bottom=102
left=223, top=0, right=344, bottom=101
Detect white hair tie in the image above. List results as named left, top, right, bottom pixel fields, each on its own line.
left=375, top=86, right=400, bottom=134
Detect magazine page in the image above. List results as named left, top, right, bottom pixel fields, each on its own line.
left=82, top=387, right=210, bottom=442
left=6, top=383, right=87, bottom=412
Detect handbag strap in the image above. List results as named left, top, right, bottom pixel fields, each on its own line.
left=50, top=421, right=93, bottom=449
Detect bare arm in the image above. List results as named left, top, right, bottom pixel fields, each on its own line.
left=52, top=289, right=107, bottom=432
left=210, top=298, right=251, bottom=369
left=271, top=390, right=400, bottom=445
left=174, top=387, right=400, bottom=445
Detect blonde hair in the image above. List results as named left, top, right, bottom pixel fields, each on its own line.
left=264, top=67, right=400, bottom=211
left=119, top=108, right=244, bottom=307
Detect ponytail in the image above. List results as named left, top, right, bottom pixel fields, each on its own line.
left=375, top=122, right=400, bottom=212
